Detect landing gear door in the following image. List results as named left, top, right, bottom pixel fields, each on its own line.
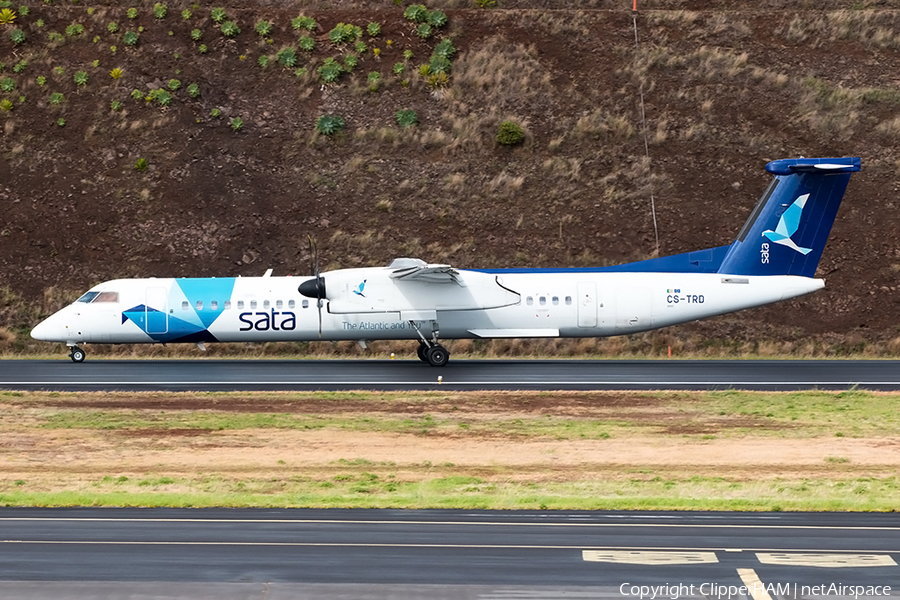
left=577, top=281, right=597, bottom=328
left=145, top=287, right=168, bottom=334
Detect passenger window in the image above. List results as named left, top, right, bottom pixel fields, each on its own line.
left=565, top=296, right=573, bottom=306
left=276, top=300, right=283, bottom=309
left=302, top=299, right=309, bottom=309
left=526, top=296, right=533, bottom=306
left=288, top=300, right=296, bottom=309
left=539, top=296, right=546, bottom=306
left=210, top=300, right=218, bottom=310
left=237, top=300, right=244, bottom=310
left=250, top=300, right=257, bottom=309
left=196, top=300, right=203, bottom=310
left=224, top=300, right=231, bottom=310
left=182, top=301, right=189, bottom=310
left=552, top=296, right=559, bottom=306
left=264, top=300, right=270, bottom=309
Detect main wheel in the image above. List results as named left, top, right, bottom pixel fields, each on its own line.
left=70, top=347, right=86, bottom=363
left=426, top=345, right=450, bottom=367
left=416, top=342, right=429, bottom=362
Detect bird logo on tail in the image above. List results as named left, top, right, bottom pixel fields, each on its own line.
left=762, top=194, right=812, bottom=255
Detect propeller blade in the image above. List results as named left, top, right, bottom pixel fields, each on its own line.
left=307, top=235, right=324, bottom=338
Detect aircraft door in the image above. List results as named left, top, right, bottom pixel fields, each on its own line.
left=577, top=282, right=598, bottom=328
left=145, top=287, right=169, bottom=334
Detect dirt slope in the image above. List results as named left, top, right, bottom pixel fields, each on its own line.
left=2, top=1, right=900, bottom=352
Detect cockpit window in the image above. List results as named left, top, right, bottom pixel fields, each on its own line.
left=77, top=291, right=119, bottom=303
left=93, top=291, right=119, bottom=303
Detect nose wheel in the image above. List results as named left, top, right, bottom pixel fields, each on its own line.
left=69, top=346, right=86, bottom=363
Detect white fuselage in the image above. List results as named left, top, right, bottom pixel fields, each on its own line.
left=31, top=269, right=824, bottom=347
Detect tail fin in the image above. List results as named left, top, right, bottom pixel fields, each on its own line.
left=717, top=157, right=861, bottom=277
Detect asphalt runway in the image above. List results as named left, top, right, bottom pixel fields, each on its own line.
left=1, top=509, right=898, bottom=599
left=2, top=358, right=900, bottom=391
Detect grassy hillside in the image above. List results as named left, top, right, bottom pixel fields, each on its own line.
left=2, top=1, right=900, bottom=357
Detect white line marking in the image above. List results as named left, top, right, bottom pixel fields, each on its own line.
left=737, top=568, right=774, bottom=600
left=756, top=552, right=897, bottom=567
left=0, top=381, right=896, bottom=386
left=582, top=550, right=718, bottom=565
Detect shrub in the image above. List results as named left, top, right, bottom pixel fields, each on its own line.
left=404, top=5, right=428, bottom=22
left=496, top=120, right=525, bottom=145
left=355, top=41, right=367, bottom=54
left=474, top=0, right=497, bottom=6
left=154, top=89, right=172, bottom=106
left=393, top=62, right=405, bottom=75
left=432, top=38, right=456, bottom=59
left=130, top=89, right=143, bottom=100
left=91, top=59, right=100, bottom=68
left=315, top=114, right=344, bottom=135
left=292, top=15, right=316, bottom=31
left=396, top=109, right=418, bottom=128
left=429, top=55, right=451, bottom=74
left=167, top=78, right=180, bottom=91
left=190, top=28, right=201, bottom=41
left=123, top=31, right=139, bottom=46
left=110, top=100, right=122, bottom=111
left=258, top=55, right=269, bottom=68
left=255, top=20, right=272, bottom=37
left=0, top=8, right=15, bottom=24
left=56, top=118, right=65, bottom=127
left=210, top=7, right=226, bottom=23
left=220, top=21, right=239, bottom=38
left=343, top=54, right=358, bottom=70
left=73, top=70, right=88, bottom=85
left=54, top=66, right=64, bottom=75
left=403, top=49, right=414, bottom=60
left=210, top=107, right=221, bottom=117
left=65, top=23, right=84, bottom=36
left=317, top=57, right=342, bottom=83
left=276, top=47, right=297, bottom=67
left=110, top=45, right=117, bottom=54
left=298, top=36, right=314, bottom=51
left=49, top=92, right=64, bottom=104
left=198, top=44, right=207, bottom=54
left=416, top=23, right=432, bottom=39
left=294, top=67, right=307, bottom=78
left=181, top=9, right=191, bottom=20
left=134, top=157, right=148, bottom=171
left=127, top=8, right=138, bottom=19
left=187, top=83, right=200, bottom=98
left=152, top=3, right=166, bottom=19
left=428, top=10, right=447, bottom=27
left=367, top=22, right=380, bottom=37
left=10, top=28, right=25, bottom=45
left=47, top=32, right=64, bottom=43
left=229, top=116, right=243, bottom=131
left=107, top=22, right=118, bottom=33
left=0, top=98, right=12, bottom=111
left=329, top=22, right=360, bottom=45
left=17, top=6, right=27, bottom=17
left=12, top=59, right=25, bottom=73
left=110, top=67, right=123, bottom=79
left=426, top=71, right=449, bottom=88
left=0, top=77, right=14, bottom=92
left=36, top=75, right=46, bottom=86
left=367, top=71, right=381, bottom=89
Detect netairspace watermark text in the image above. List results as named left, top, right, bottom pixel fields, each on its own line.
left=620, top=583, right=892, bottom=600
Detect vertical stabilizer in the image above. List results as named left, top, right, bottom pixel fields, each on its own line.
left=717, top=157, right=860, bottom=277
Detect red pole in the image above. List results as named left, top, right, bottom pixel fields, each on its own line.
left=633, top=0, right=637, bottom=10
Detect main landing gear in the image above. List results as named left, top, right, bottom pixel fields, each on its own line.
left=68, top=346, right=86, bottom=363
left=410, top=320, right=450, bottom=367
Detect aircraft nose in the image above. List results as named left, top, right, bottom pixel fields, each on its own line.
left=31, top=314, right=63, bottom=342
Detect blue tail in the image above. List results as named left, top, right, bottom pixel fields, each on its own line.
left=717, top=157, right=861, bottom=277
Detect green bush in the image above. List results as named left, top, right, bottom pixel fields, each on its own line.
left=167, top=78, right=180, bottom=91
left=298, top=35, right=314, bottom=51
left=428, top=10, right=447, bottom=27
left=123, top=31, right=139, bottom=46
left=229, top=116, right=243, bottom=131
left=10, top=28, right=25, bottom=45
left=329, top=22, right=361, bottom=46
left=0, top=98, right=13, bottom=111
left=367, top=22, right=380, bottom=36
left=107, top=22, right=118, bottom=33
left=396, top=109, right=418, bottom=128
left=429, top=55, right=451, bottom=74
left=343, top=54, right=358, bottom=70
left=73, top=70, right=88, bottom=85
left=187, top=83, right=200, bottom=98
left=255, top=20, right=272, bottom=37
left=134, top=157, right=148, bottom=171
left=65, top=23, right=84, bottom=36
left=393, top=62, right=405, bottom=75
left=433, top=38, right=456, bottom=59
left=130, top=89, right=143, bottom=100
left=56, top=118, right=66, bottom=127
left=49, top=91, right=64, bottom=104
left=292, top=15, right=316, bottom=31
left=317, top=57, right=342, bottom=83
left=220, top=21, right=240, bottom=38
left=12, top=59, right=25, bottom=73
left=0, top=77, right=14, bottom=92
left=190, top=28, right=201, bottom=41
left=276, top=47, right=297, bottom=67
left=110, top=100, right=122, bottom=111
left=496, top=120, right=525, bottom=145
left=258, top=55, right=269, bottom=68
left=210, top=7, right=226, bottom=23
left=152, top=3, right=166, bottom=19
left=404, top=5, right=428, bottom=22
left=416, top=23, right=432, bottom=39
left=315, top=114, right=344, bottom=135
left=127, top=8, right=138, bottom=19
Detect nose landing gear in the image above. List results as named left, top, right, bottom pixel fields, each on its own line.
left=68, top=346, right=86, bottom=363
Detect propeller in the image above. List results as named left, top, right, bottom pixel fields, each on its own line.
left=298, top=236, right=326, bottom=337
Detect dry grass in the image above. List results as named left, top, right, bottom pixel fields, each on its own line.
left=778, top=10, right=900, bottom=48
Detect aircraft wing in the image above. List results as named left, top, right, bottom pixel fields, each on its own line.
left=389, top=260, right=461, bottom=284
